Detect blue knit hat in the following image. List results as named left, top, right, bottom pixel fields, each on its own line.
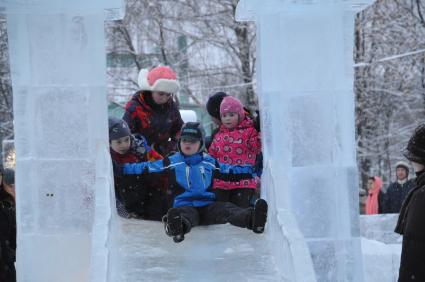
left=109, top=117, right=131, bottom=141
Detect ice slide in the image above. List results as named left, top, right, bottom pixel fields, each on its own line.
left=110, top=209, right=283, bottom=281
left=3, top=0, right=376, bottom=281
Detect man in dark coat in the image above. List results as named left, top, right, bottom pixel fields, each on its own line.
left=380, top=161, right=415, bottom=213
left=395, top=123, right=425, bottom=281
left=0, top=168, right=16, bottom=282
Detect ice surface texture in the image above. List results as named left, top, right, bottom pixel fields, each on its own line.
left=236, top=0, right=375, bottom=281
left=114, top=219, right=282, bottom=282
left=4, top=0, right=121, bottom=281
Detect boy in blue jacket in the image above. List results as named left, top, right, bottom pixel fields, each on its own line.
left=123, top=122, right=268, bottom=243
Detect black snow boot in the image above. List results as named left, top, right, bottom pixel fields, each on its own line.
left=252, top=199, right=268, bottom=234
left=163, top=209, right=185, bottom=243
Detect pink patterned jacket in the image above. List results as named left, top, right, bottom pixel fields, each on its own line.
left=208, top=117, right=261, bottom=190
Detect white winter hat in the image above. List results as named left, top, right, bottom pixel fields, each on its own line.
left=395, top=161, right=410, bottom=174
left=137, top=66, right=180, bottom=94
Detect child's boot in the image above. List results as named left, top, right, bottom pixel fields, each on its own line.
left=252, top=199, right=268, bottom=234
left=163, top=209, right=185, bottom=243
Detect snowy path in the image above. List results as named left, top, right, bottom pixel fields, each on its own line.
left=115, top=219, right=282, bottom=282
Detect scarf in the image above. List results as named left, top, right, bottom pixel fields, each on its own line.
left=365, top=176, right=383, bottom=215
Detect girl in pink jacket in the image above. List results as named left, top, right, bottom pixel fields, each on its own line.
left=208, top=96, right=261, bottom=208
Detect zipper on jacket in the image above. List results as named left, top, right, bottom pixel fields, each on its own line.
left=186, top=166, right=191, bottom=190
left=200, top=166, right=206, bottom=190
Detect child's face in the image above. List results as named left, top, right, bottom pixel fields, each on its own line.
left=221, top=112, right=239, bottom=129
left=110, top=136, right=131, bottom=154
left=180, top=138, right=201, bottom=155
left=152, top=91, right=172, bottom=105
left=396, top=167, right=407, bottom=180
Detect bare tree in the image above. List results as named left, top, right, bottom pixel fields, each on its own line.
left=105, top=0, right=257, bottom=109
left=355, top=0, right=425, bottom=190
left=0, top=15, right=14, bottom=162
left=106, top=0, right=425, bottom=193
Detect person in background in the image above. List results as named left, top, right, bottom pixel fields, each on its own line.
left=395, top=123, right=425, bottom=281
left=380, top=161, right=415, bottom=213
left=122, top=122, right=268, bottom=243
left=109, top=117, right=166, bottom=220
left=208, top=96, right=261, bottom=208
left=0, top=168, right=16, bottom=282
left=365, top=176, right=383, bottom=215
left=205, top=92, right=228, bottom=150
left=206, top=92, right=228, bottom=126
left=123, top=66, right=183, bottom=157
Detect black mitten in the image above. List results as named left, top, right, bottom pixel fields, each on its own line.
left=118, top=175, right=148, bottom=215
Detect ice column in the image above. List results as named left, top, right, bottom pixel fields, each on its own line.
left=236, top=1, right=374, bottom=281
left=1, top=0, right=121, bottom=281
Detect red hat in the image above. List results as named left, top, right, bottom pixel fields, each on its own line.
left=137, top=66, right=180, bottom=94
left=220, top=96, right=245, bottom=120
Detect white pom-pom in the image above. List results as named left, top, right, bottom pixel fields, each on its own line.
left=137, top=68, right=151, bottom=90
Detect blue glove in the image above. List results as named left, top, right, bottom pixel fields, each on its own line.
left=123, top=162, right=149, bottom=175
left=133, top=134, right=151, bottom=154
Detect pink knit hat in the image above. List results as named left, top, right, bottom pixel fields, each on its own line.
left=137, top=66, right=180, bottom=93
left=220, top=96, right=245, bottom=120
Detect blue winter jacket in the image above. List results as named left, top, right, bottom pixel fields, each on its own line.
left=123, top=152, right=255, bottom=208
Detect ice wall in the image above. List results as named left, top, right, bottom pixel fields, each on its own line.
left=236, top=1, right=374, bottom=281
left=2, top=0, right=121, bottom=281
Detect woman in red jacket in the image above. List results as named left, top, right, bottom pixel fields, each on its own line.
left=123, top=66, right=183, bottom=157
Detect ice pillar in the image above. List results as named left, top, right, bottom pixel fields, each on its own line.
left=236, top=1, right=373, bottom=281
left=1, top=0, right=121, bottom=281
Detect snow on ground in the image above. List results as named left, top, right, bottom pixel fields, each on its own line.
left=360, top=214, right=402, bottom=282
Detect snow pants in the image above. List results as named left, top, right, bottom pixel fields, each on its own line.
left=168, top=202, right=253, bottom=233
left=214, top=188, right=256, bottom=208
